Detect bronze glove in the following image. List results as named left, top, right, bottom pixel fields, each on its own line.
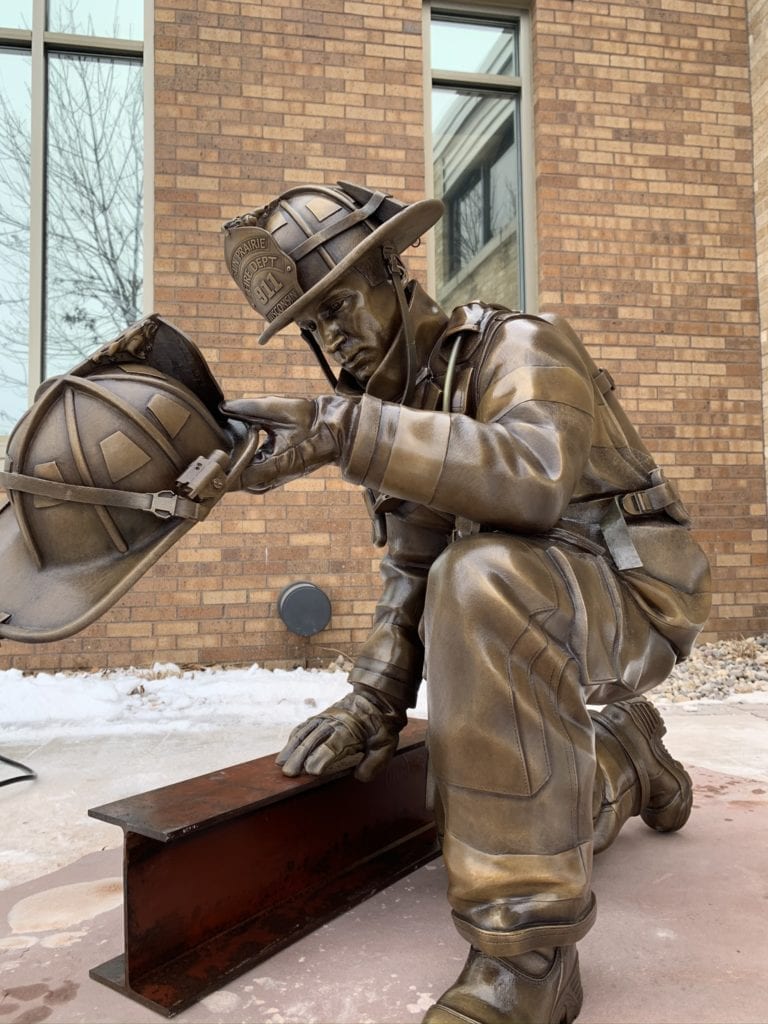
left=276, top=688, right=407, bottom=782
left=221, top=395, right=359, bottom=492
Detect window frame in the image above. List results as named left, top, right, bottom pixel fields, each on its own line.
left=0, top=0, right=153, bottom=452
left=423, top=0, right=538, bottom=311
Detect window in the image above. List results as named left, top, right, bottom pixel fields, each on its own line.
left=427, top=5, right=535, bottom=314
left=0, top=0, right=147, bottom=442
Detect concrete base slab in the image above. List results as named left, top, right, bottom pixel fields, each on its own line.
left=0, top=727, right=291, bottom=892
left=1, top=704, right=767, bottom=1023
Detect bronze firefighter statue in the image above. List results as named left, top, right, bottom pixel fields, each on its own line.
left=221, top=181, right=711, bottom=1024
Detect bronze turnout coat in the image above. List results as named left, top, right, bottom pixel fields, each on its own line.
left=340, top=299, right=711, bottom=708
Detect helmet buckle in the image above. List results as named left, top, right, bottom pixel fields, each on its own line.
left=176, top=450, right=230, bottom=501
left=150, top=491, right=180, bottom=520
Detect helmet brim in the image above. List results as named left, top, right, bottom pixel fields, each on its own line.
left=0, top=500, right=195, bottom=643
left=257, top=198, right=444, bottom=345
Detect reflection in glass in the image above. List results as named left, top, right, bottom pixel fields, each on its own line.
left=0, top=50, right=31, bottom=433
left=431, top=19, right=517, bottom=76
left=0, top=4, right=32, bottom=30
left=453, top=177, right=484, bottom=271
left=45, top=53, right=143, bottom=376
left=432, top=87, right=522, bottom=313
left=490, top=144, right=517, bottom=236
left=48, top=0, right=143, bottom=39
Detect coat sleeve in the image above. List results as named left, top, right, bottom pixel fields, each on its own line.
left=342, top=317, right=597, bottom=532
left=347, top=513, right=450, bottom=708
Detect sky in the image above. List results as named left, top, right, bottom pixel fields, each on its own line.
left=1, top=1, right=142, bottom=38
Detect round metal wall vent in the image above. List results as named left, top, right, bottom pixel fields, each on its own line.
left=277, top=581, right=332, bottom=637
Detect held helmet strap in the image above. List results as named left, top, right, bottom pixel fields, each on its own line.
left=300, top=327, right=339, bottom=391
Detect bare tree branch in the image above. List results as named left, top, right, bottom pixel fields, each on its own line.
left=0, top=41, right=143, bottom=432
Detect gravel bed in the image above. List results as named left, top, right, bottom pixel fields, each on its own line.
left=652, top=634, right=768, bottom=702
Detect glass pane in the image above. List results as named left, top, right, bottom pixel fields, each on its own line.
left=431, top=18, right=517, bottom=76
left=0, top=4, right=33, bottom=30
left=48, top=0, right=143, bottom=39
left=432, top=87, right=522, bottom=314
left=0, top=50, right=31, bottom=434
left=45, top=53, right=143, bottom=376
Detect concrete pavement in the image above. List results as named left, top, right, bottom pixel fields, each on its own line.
left=1, top=699, right=767, bottom=1024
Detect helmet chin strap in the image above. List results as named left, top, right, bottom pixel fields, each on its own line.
left=299, top=248, right=417, bottom=401
left=299, top=327, right=339, bottom=391
left=382, top=245, right=417, bottom=406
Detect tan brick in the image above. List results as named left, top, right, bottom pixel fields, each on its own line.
left=2, top=0, right=763, bottom=678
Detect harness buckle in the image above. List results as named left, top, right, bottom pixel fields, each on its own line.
left=593, top=368, right=615, bottom=395
left=621, top=491, right=653, bottom=516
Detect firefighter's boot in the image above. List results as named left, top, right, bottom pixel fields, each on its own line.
left=422, top=945, right=582, bottom=1024
left=590, top=695, right=692, bottom=853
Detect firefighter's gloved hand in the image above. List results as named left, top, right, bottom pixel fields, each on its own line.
left=221, top=395, right=359, bottom=493
left=276, top=689, right=407, bottom=783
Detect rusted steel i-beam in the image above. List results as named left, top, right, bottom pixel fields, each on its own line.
left=88, top=719, right=437, bottom=1017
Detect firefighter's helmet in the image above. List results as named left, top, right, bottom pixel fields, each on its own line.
left=223, top=180, right=443, bottom=345
left=0, top=316, right=251, bottom=643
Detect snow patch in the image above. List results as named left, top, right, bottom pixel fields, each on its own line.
left=0, top=663, right=432, bottom=742
left=201, top=991, right=242, bottom=1014
left=8, top=878, right=122, bottom=933
left=406, top=992, right=435, bottom=1013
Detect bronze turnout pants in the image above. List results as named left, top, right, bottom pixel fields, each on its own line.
left=422, top=534, right=677, bottom=957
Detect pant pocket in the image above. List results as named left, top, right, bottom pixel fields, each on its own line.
left=428, top=616, right=554, bottom=797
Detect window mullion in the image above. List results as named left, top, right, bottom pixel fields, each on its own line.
left=142, top=0, right=154, bottom=315
left=27, top=0, right=46, bottom=401
left=43, top=32, right=143, bottom=57
left=0, top=29, right=32, bottom=46
left=432, top=70, right=522, bottom=92
left=517, top=7, right=537, bottom=310
left=422, top=2, right=437, bottom=297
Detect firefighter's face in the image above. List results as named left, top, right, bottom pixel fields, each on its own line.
left=297, top=270, right=400, bottom=385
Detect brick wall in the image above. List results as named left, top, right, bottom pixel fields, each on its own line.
left=750, top=0, right=768, bottom=479
left=1, top=0, right=766, bottom=673
left=533, top=0, right=767, bottom=639
left=145, top=0, right=429, bottom=672
left=0, top=0, right=427, bottom=672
